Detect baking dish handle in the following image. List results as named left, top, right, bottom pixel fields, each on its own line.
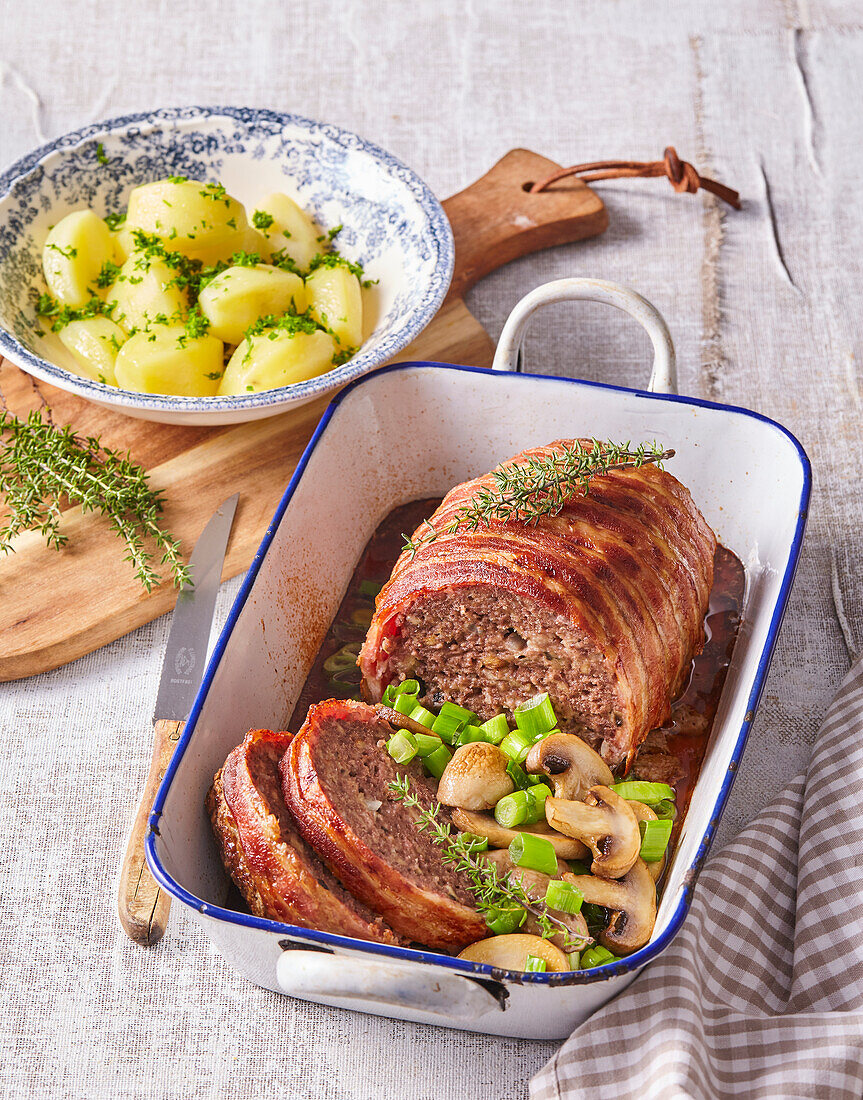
left=491, top=277, right=678, bottom=395
left=276, top=950, right=504, bottom=1020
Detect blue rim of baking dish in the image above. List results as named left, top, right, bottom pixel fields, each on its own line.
left=147, top=360, right=811, bottom=987
left=0, top=106, right=454, bottom=413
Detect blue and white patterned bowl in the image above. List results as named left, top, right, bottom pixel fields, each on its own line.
left=0, top=107, right=454, bottom=424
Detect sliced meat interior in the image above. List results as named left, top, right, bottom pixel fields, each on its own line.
left=359, top=439, right=716, bottom=769
left=206, top=727, right=398, bottom=944
left=280, top=699, right=487, bottom=951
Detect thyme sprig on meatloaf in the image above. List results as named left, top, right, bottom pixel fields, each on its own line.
left=403, top=439, right=674, bottom=558
left=388, top=774, right=590, bottom=950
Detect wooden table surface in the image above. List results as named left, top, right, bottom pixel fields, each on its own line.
left=1, top=3, right=860, bottom=1098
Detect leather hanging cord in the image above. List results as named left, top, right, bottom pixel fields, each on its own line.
left=529, top=146, right=741, bottom=209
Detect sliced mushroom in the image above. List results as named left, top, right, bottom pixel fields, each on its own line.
left=451, top=807, right=590, bottom=860
left=525, top=732, right=613, bottom=801
left=627, top=801, right=667, bottom=883
left=545, top=786, right=641, bottom=879
left=458, top=933, right=569, bottom=972
left=437, top=742, right=514, bottom=810
left=563, top=859, right=657, bottom=954
left=481, top=850, right=589, bottom=952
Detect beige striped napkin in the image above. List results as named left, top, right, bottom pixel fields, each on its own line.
left=531, top=658, right=863, bottom=1100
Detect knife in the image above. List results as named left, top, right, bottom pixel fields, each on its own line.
left=117, top=493, right=239, bottom=947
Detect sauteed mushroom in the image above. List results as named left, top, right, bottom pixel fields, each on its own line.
left=545, top=786, right=641, bottom=879
left=437, top=742, right=514, bottom=811
left=451, top=807, right=589, bottom=860
left=482, top=849, right=589, bottom=951
left=525, top=732, right=614, bottom=801
left=627, top=800, right=667, bottom=883
left=458, top=933, right=570, bottom=972
left=563, top=859, right=657, bottom=953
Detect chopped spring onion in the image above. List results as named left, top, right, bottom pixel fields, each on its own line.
left=408, top=703, right=436, bottom=729
left=506, top=760, right=535, bottom=790
left=455, top=724, right=486, bottom=746
left=580, top=946, right=618, bottom=969
left=544, top=880, right=584, bottom=915
left=494, top=790, right=532, bottom=828
left=431, top=712, right=464, bottom=743
left=499, top=727, right=535, bottom=764
left=485, top=905, right=526, bottom=935
left=393, top=692, right=420, bottom=716
left=528, top=783, right=550, bottom=812
left=350, top=606, right=373, bottom=628
left=322, top=642, right=361, bottom=675
left=508, top=832, right=558, bottom=877
left=479, top=714, right=510, bottom=744
left=524, top=955, right=547, bottom=973
left=459, top=832, right=489, bottom=853
left=533, top=726, right=559, bottom=744
left=438, top=701, right=478, bottom=725
left=513, top=692, right=557, bottom=737
left=386, top=730, right=418, bottom=765
left=654, top=798, right=677, bottom=821
left=567, top=951, right=581, bottom=971
left=638, top=817, right=673, bottom=862
left=423, top=743, right=452, bottom=779
left=413, top=732, right=443, bottom=757
left=383, top=678, right=420, bottom=707
left=611, top=780, right=675, bottom=805
left=568, top=859, right=592, bottom=876
left=359, top=578, right=384, bottom=598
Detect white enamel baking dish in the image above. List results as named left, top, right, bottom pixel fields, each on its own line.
left=147, top=279, right=810, bottom=1040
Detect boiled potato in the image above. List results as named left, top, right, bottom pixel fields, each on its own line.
left=254, top=192, right=322, bottom=270
left=57, top=317, right=126, bottom=386
left=43, top=210, right=117, bottom=307
left=125, top=178, right=249, bottom=265
left=106, top=256, right=188, bottom=333
left=218, top=328, right=337, bottom=395
left=114, top=327, right=223, bottom=396
left=305, top=265, right=362, bottom=348
left=198, top=264, right=304, bottom=344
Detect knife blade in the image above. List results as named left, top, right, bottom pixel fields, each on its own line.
left=117, top=493, right=239, bottom=948
left=153, top=493, right=239, bottom=722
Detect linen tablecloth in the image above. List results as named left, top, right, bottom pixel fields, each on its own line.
left=532, top=658, right=863, bottom=1099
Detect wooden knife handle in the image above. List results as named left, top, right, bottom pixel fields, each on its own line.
left=117, top=718, right=185, bottom=947
left=442, top=148, right=609, bottom=303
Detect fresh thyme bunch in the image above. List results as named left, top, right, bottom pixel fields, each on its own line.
left=0, top=411, right=190, bottom=592
left=388, top=774, right=590, bottom=951
left=404, top=439, right=674, bottom=557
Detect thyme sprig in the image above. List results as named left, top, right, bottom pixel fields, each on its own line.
left=0, top=411, right=191, bottom=592
left=388, top=774, right=590, bottom=951
left=403, top=439, right=674, bottom=557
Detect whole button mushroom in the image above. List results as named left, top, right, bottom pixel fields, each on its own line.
left=458, top=933, right=570, bottom=973
left=545, top=785, right=642, bottom=879
left=437, top=743, right=514, bottom=811
left=525, top=732, right=614, bottom=801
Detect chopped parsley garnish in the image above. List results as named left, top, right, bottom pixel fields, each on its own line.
left=199, top=182, right=231, bottom=207
left=95, top=260, right=121, bottom=289
left=252, top=210, right=274, bottom=231
left=167, top=175, right=188, bottom=184
left=96, top=142, right=109, bottom=166
left=103, top=212, right=126, bottom=231
left=46, top=242, right=78, bottom=260
left=37, top=292, right=113, bottom=332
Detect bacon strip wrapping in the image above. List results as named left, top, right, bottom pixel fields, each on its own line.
left=359, top=440, right=716, bottom=769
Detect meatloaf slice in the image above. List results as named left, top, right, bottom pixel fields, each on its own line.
left=359, top=439, right=716, bottom=770
left=281, top=699, right=487, bottom=951
left=206, top=727, right=398, bottom=944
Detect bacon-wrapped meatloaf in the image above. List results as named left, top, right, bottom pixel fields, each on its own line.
left=359, top=441, right=716, bottom=769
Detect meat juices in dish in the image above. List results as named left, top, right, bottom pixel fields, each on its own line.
left=359, top=440, right=717, bottom=769
left=280, top=699, right=487, bottom=951
left=206, top=727, right=398, bottom=943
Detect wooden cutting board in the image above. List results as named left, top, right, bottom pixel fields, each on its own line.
left=0, top=149, right=606, bottom=682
